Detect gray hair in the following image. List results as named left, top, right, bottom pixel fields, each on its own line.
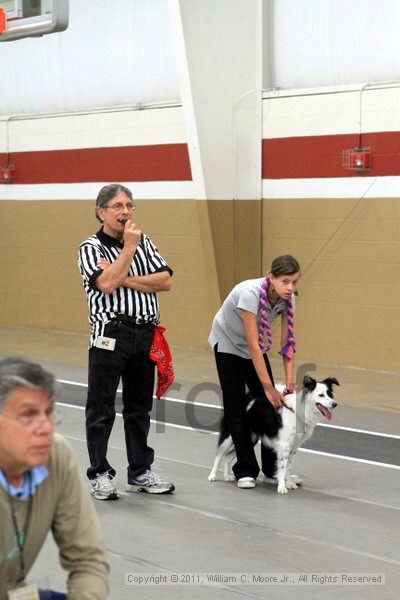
left=0, top=357, right=58, bottom=411
left=95, top=184, right=133, bottom=222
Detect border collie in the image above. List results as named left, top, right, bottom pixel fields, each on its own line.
left=208, top=375, right=339, bottom=494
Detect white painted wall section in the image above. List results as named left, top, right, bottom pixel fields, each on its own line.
left=0, top=106, right=186, bottom=152
left=263, top=84, right=400, bottom=139
left=0, top=0, right=180, bottom=115
left=169, top=0, right=262, bottom=200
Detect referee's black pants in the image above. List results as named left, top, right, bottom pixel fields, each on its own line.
left=214, top=347, right=277, bottom=480
left=86, top=321, right=156, bottom=481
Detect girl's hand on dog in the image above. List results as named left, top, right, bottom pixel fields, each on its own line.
left=264, top=384, right=284, bottom=409
left=284, top=384, right=297, bottom=395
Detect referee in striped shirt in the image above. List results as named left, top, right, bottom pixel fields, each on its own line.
left=78, top=184, right=174, bottom=499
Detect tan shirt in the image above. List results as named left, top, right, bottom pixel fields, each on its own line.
left=0, top=434, right=109, bottom=599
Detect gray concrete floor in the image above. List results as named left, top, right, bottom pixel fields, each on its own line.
left=1, top=326, right=400, bottom=599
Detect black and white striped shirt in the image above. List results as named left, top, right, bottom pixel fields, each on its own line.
left=78, top=228, right=172, bottom=346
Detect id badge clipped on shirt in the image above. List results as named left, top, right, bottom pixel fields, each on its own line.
left=8, top=582, right=40, bottom=600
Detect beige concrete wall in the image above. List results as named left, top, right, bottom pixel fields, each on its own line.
left=0, top=201, right=91, bottom=333
left=262, top=198, right=400, bottom=372
left=0, top=199, right=221, bottom=348
left=207, top=200, right=262, bottom=300
left=1, top=196, right=399, bottom=370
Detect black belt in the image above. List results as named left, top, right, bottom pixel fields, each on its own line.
left=110, top=315, right=156, bottom=326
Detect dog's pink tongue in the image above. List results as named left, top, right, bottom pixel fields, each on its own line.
left=318, top=404, right=332, bottom=420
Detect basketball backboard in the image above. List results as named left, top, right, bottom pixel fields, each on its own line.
left=0, top=0, right=68, bottom=41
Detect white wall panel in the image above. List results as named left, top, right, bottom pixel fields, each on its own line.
left=263, top=86, right=361, bottom=138
left=361, top=86, right=400, bottom=133
left=272, top=0, right=400, bottom=89
left=2, top=0, right=400, bottom=119
left=262, top=177, right=400, bottom=199
left=263, top=84, right=400, bottom=138
left=0, top=122, right=8, bottom=153
left=0, top=181, right=195, bottom=200
left=1, top=106, right=185, bottom=152
left=0, top=0, right=180, bottom=115
left=170, top=0, right=262, bottom=200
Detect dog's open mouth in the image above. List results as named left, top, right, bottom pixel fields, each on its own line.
left=316, top=403, right=332, bottom=420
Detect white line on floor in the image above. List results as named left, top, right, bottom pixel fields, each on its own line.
left=299, top=448, right=400, bottom=470
left=317, top=422, right=400, bottom=440
left=58, top=402, right=400, bottom=471
left=57, top=378, right=218, bottom=409
left=57, top=378, right=400, bottom=440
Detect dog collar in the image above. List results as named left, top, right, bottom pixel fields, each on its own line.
left=281, top=400, right=295, bottom=413
left=280, top=388, right=295, bottom=412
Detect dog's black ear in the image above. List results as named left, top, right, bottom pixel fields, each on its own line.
left=322, top=377, right=340, bottom=387
left=303, top=375, right=317, bottom=391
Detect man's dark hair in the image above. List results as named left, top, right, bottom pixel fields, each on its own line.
left=95, top=184, right=133, bottom=222
left=270, top=255, right=301, bottom=277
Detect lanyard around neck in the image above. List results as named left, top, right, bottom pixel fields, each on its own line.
left=6, top=472, right=33, bottom=584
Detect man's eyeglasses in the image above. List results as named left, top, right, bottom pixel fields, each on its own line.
left=103, top=203, right=136, bottom=212
left=1, top=407, right=62, bottom=429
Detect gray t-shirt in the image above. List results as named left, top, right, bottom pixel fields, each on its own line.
left=208, top=278, right=293, bottom=359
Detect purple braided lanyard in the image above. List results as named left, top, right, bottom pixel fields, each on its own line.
left=258, top=276, right=272, bottom=352
left=258, top=275, right=296, bottom=358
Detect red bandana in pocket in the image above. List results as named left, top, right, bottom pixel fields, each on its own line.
left=149, top=325, right=174, bottom=399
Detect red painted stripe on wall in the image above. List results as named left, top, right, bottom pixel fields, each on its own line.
left=262, top=131, right=400, bottom=178
left=2, top=132, right=400, bottom=184
left=0, top=144, right=192, bottom=183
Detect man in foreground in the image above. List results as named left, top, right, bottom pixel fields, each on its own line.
left=0, top=357, right=109, bottom=599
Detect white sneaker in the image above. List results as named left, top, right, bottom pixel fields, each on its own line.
left=90, top=472, right=118, bottom=500
left=126, top=469, right=175, bottom=495
left=237, top=477, right=256, bottom=489
left=264, top=474, right=303, bottom=485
